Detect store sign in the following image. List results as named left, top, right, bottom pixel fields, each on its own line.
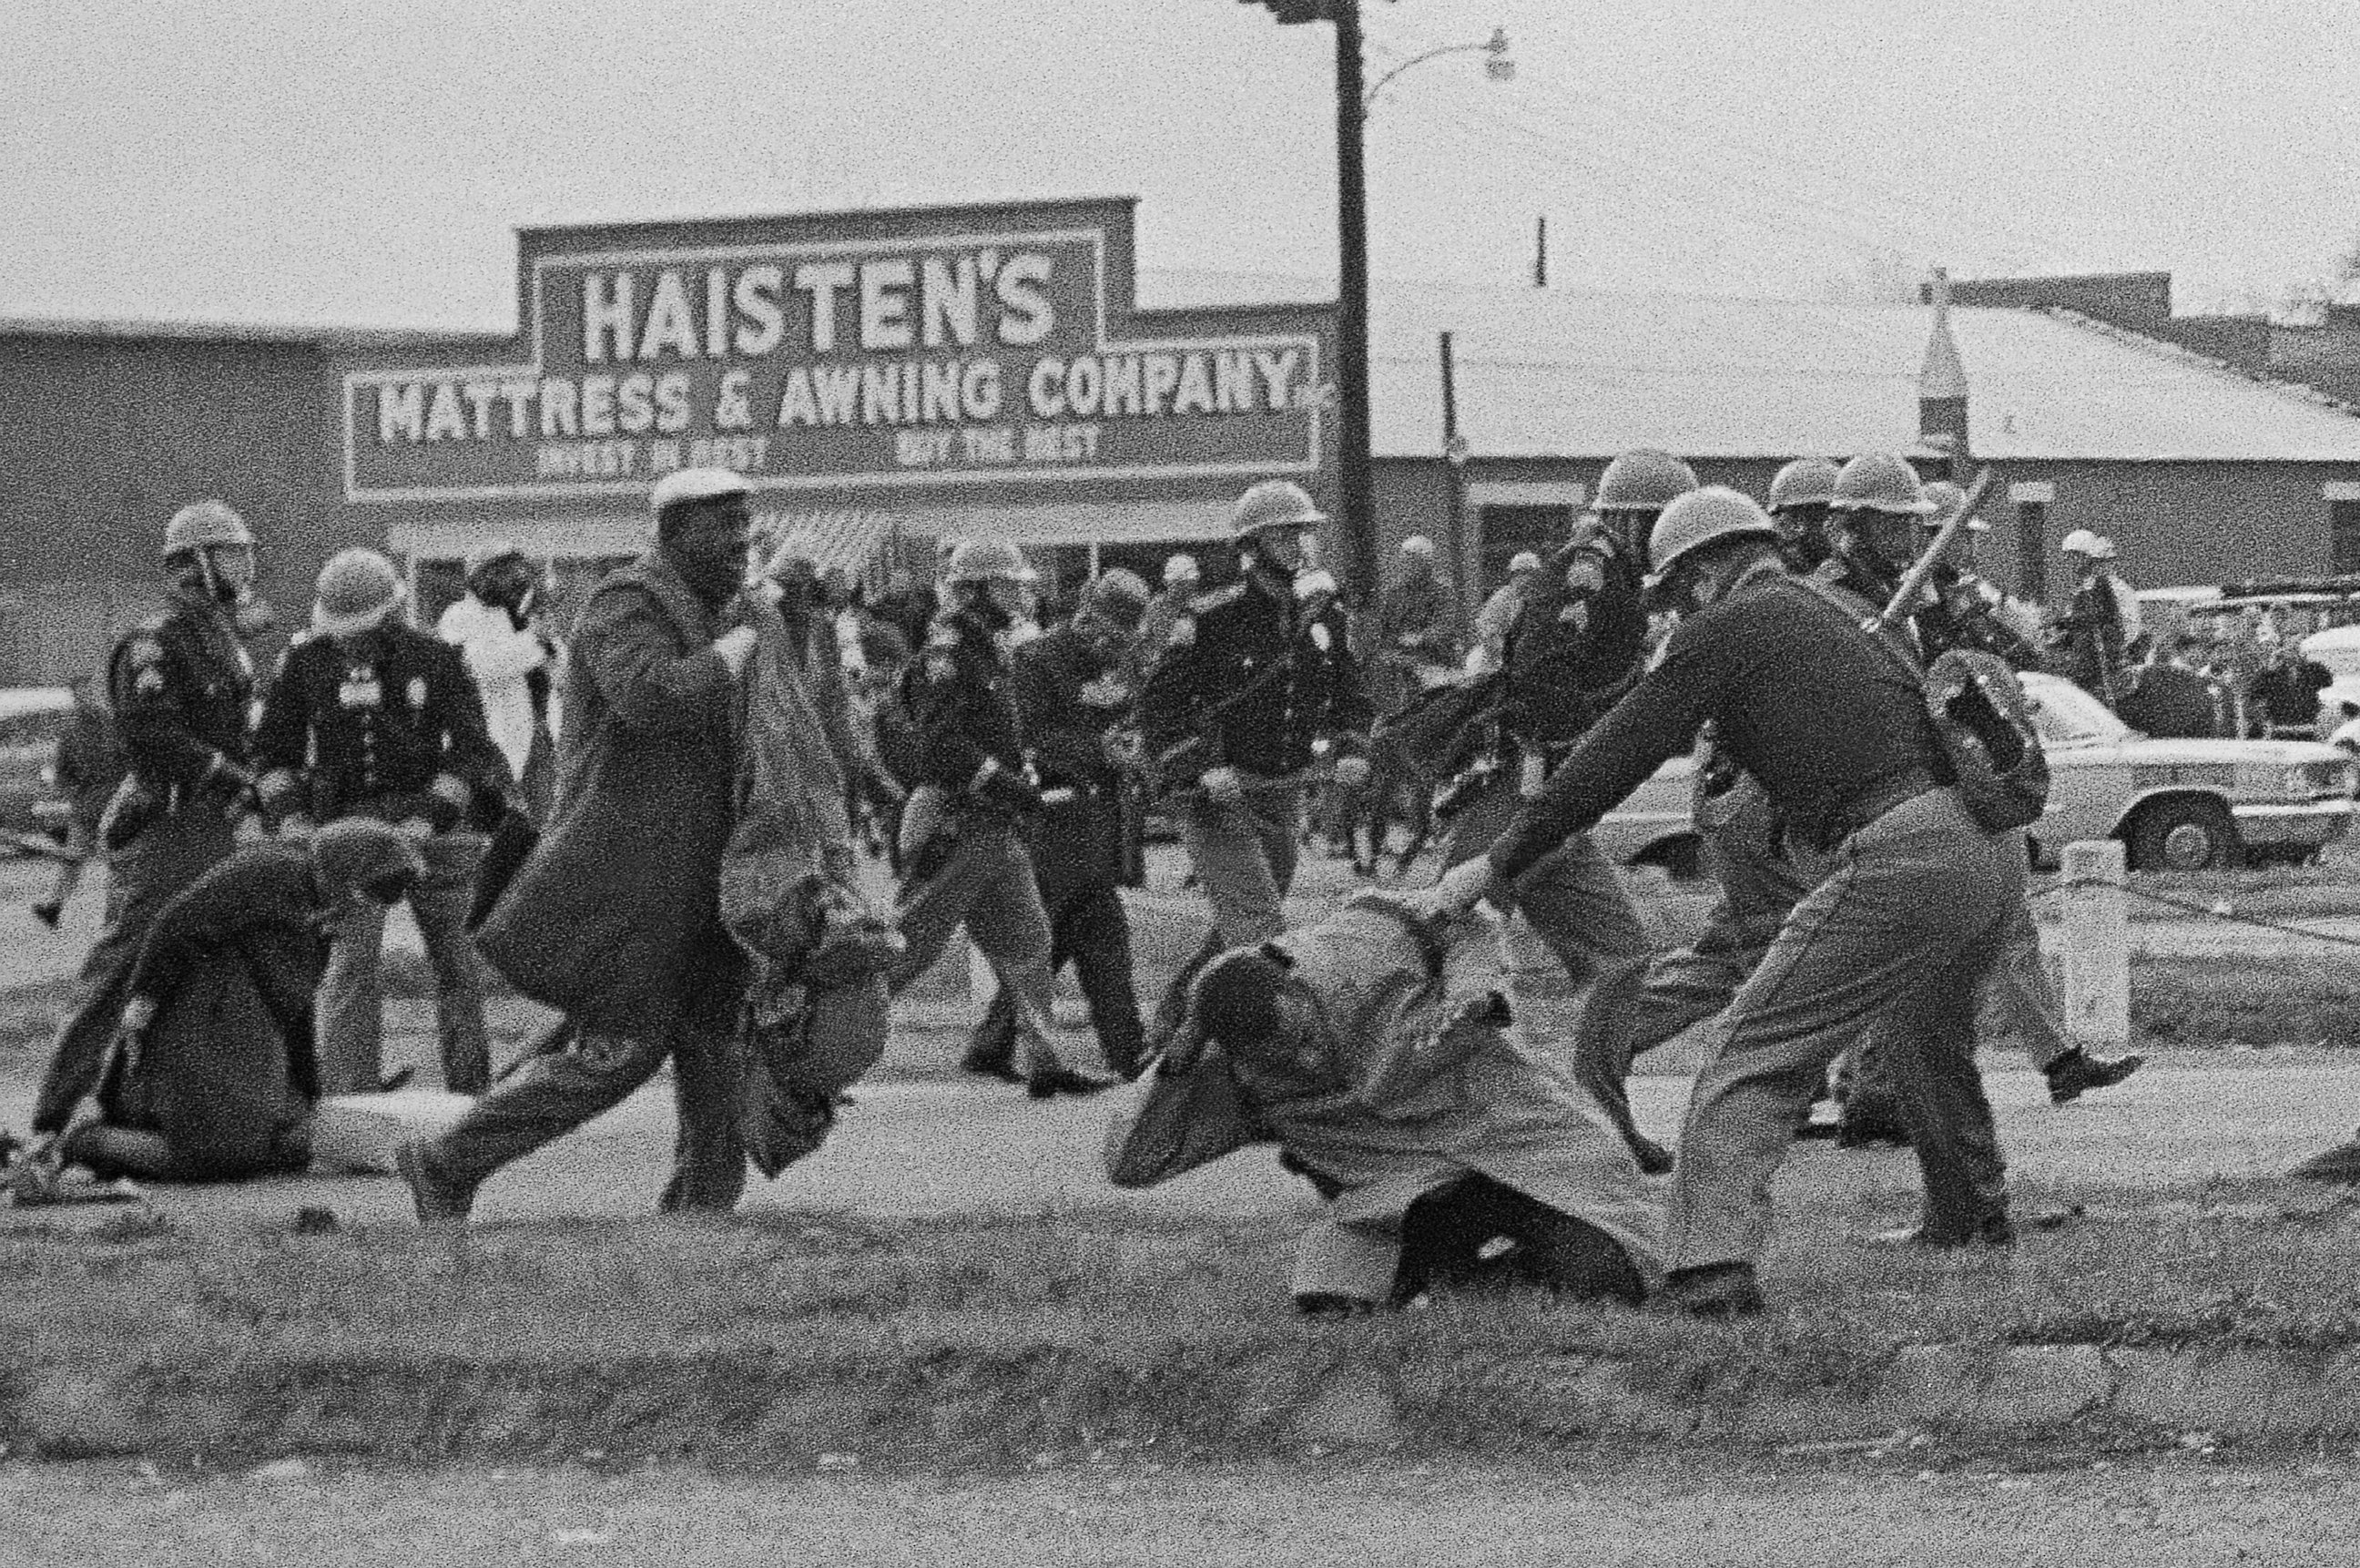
left=343, top=210, right=1325, bottom=504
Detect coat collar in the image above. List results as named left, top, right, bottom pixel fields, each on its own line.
left=624, top=550, right=726, bottom=646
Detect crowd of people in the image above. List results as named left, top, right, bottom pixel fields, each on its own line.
left=10, top=452, right=2358, bottom=1320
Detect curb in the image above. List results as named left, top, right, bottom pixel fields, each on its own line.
left=10, top=1339, right=2360, bottom=1468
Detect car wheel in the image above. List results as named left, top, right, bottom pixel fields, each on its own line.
left=2127, top=799, right=2239, bottom=872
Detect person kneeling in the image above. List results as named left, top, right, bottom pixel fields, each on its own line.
left=59, top=820, right=424, bottom=1183
left=1104, top=891, right=1663, bottom=1314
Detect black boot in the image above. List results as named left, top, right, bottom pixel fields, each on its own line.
left=2045, top=1047, right=2145, bottom=1105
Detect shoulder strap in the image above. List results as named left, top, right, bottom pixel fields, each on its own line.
left=1788, top=573, right=1928, bottom=684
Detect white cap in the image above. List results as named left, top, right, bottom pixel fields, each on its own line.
left=1507, top=550, right=1542, bottom=574
left=1294, top=567, right=1340, bottom=601
left=649, top=467, right=749, bottom=515
left=2060, top=527, right=2105, bottom=557
left=1400, top=535, right=1437, bottom=557
left=1163, top=553, right=1201, bottom=587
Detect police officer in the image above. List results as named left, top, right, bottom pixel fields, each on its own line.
left=254, top=548, right=512, bottom=1095
left=28, top=500, right=266, bottom=1142
left=964, top=569, right=1155, bottom=1082
left=1139, top=480, right=1372, bottom=1041
left=1826, top=455, right=2141, bottom=1116
left=887, top=540, right=1109, bottom=1100
left=1765, top=456, right=1841, bottom=573
left=1437, top=449, right=1694, bottom=992
left=1424, top=483, right=2029, bottom=1317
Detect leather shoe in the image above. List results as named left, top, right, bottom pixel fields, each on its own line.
left=393, top=1138, right=475, bottom=1224
left=1025, top=1063, right=1117, bottom=1100
left=2045, top=1048, right=2144, bottom=1105
left=958, top=1045, right=1024, bottom=1084
left=1656, top=1263, right=1765, bottom=1319
left=1865, top=1214, right=2016, bottom=1249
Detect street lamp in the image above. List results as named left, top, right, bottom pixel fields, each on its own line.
left=1363, top=26, right=1514, bottom=113
left=1238, top=2, right=1512, bottom=607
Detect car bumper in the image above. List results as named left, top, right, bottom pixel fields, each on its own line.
left=2231, top=799, right=2356, bottom=848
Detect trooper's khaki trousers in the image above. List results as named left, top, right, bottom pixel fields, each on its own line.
left=1150, top=786, right=1304, bottom=1044
left=1440, top=770, right=1654, bottom=992
left=1665, top=787, right=2023, bottom=1268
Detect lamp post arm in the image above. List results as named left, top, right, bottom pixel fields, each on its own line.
left=1361, top=40, right=1491, bottom=115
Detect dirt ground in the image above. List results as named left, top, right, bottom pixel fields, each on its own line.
left=10, top=1452, right=2360, bottom=1568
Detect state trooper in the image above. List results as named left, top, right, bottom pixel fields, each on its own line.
left=1437, top=449, right=1695, bottom=992
left=1421, top=482, right=2034, bottom=1317
left=254, top=548, right=512, bottom=1095
left=1824, top=455, right=2141, bottom=1119
left=1139, top=480, right=1372, bottom=1041
left=1765, top=456, right=1841, bottom=573
left=964, top=568, right=1155, bottom=1083
left=887, top=539, right=1110, bottom=1099
left=27, top=500, right=268, bottom=1143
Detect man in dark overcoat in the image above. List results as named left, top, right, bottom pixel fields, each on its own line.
left=393, top=468, right=770, bottom=1222
left=56, top=819, right=423, bottom=1183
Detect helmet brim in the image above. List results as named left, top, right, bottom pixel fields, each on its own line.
left=311, top=597, right=404, bottom=637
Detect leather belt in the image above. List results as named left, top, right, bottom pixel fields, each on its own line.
left=1827, top=769, right=1939, bottom=844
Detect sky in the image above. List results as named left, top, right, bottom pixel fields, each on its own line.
left=4, top=0, right=2357, bottom=332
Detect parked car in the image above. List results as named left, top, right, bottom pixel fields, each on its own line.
left=0, top=687, right=80, bottom=856
left=1593, top=670, right=2357, bottom=877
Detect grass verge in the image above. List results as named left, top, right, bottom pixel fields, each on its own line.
left=4, top=1179, right=2357, bottom=1467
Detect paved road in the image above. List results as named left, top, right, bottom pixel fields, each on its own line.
left=10, top=1453, right=2360, bottom=1566
left=4, top=1051, right=2352, bottom=1236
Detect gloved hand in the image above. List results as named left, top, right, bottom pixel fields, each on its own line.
left=1407, top=855, right=1495, bottom=919
left=1332, top=754, right=1372, bottom=789
left=713, top=625, right=760, bottom=677
left=395, top=816, right=437, bottom=842
left=277, top=814, right=319, bottom=842
left=1199, top=765, right=1244, bottom=804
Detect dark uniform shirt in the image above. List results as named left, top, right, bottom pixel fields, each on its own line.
left=1500, top=526, right=1650, bottom=750
left=1139, top=570, right=1370, bottom=779
left=906, top=607, right=1028, bottom=797
left=253, top=623, right=510, bottom=830
left=109, top=588, right=256, bottom=801
left=1014, top=622, right=1131, bottom=894
left=1488, top=562, right=1946, bottom=883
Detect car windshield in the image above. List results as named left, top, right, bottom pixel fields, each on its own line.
left=2022, top=675, right=2132, bottom=748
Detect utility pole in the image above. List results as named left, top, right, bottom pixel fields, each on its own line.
left=1333, top=0, right=1376, bottom=606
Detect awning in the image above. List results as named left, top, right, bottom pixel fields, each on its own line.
left=387, top=496, right=1233, bottom=567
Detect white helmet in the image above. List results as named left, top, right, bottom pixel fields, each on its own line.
left=1162, top=553, right=1201, bottom=588
left=2060, top=528, right=2105, bottom=558
left=1400, top=534, right=1437, bottom=558
left=1507, top=550, right=1542, bottom=575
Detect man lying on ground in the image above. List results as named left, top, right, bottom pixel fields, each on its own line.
left=1104, top=890, right=1662, bottom=1315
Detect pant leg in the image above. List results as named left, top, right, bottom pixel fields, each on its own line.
left=887, top=830, right=991, bottom=993
left=1983, top=899, right=2072, bottom=1074
left=32, top=804, right=236, bottom=1134
left=1441, top=771, right=1648, bottom=989
left=1503, top=832, right=1655, bottom=992
left=1663, top=790, right=2020, bottom=1275
left=1063, top=882, right=1144, bottom=1075
left=959, top=827, right=1062, bottom=1059
left=1569, top=932, right=1757, bottom=1158
left=422, top=1025, right=672, bottom=1189
left=660, top=1018, right=748, bottom=1213
left=1178, top=792, right=1290, bottom=948
left=1880, top=933, right=2013, bottom=1241
left=314, top=891, right=392, bottom=1096
left=411, top=831, right=492, bottom=1094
